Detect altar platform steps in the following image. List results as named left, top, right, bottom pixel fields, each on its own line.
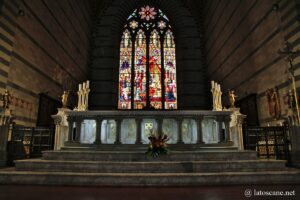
left=0, top=149, right=300, bottom=186
left=14, top=159, right=287, bottom=173
left=0, top=170, right=299, bottom=186
left=42, top=150, right=258, bottom=161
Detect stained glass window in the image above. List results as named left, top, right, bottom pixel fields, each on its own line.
left=164, top=30, right=177, bottom=109
left=118, top=6, right=177, bottom=110
left=134, top=30, right=147, bottom=109
left=149, top=30, right=162, bottom=109
left=118, top=30, right=132, bottom=109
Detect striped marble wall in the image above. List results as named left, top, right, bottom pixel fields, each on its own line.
left=203, top=0, right=300, bottom=125
left=0, top=0, right=94, bottom=126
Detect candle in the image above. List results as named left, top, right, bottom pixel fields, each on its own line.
left=87, top=80, right=90, bottom=89
left=211, top=81, right=214, bottom=88
left=79, top=84, right=82, bottom=91
left=83, top=82, right=86, bottom=89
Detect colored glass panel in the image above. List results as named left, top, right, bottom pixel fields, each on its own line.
left=149, top=30, right=162, bottom=109
left=139, top=6, right=157, bottom=21
left=164, top=30, right=177, bottom=109
left=134, top=30, right=147, bottom=109
left=118, top=30, right=132, bottom=109
left=119, top=7, right=178, bottom=110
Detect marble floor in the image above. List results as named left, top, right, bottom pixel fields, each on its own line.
left=0, top=185, right=298, bottom=200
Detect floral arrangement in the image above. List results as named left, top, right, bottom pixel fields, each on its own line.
left=146, top=129, right=169, bottom=157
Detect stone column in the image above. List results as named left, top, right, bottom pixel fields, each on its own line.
left=217, top=116, right=224, bottom=143
left=94, top=117, right=103, bottom=144
left=224, top=115, right=232, bottom=142
left=53, top=116, right=62, bottom=149
left=196, top=116, right=204, bottom=144
left=177, top=118, right=184, bottom=144
left=114, top=119, right=122, bottom=144
left=135, top=118, right=142, bottom=144
left=74, top=119, right=83, bottom=143
left=52, top=108, right=70, bottom=150
left=157, top=118, right=163, bottom=135
left=0, top=109, right=13, bottom=167
left=288, top=114, right=300, bottom=167
left=235, top=113, right=245, bottom=150
left=67, top=116, right=74, bottom=142
left=228, top=108, right=246, bottom=150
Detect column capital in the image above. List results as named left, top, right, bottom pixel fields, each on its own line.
left=53, top=116, right=62, bottom=125
left=175, top=117, right=184, bottom=122
left=135, top=118, right=143, bottom=123
left=236, top=114, right=246, bottom=125
left=196, top=115, right=204, bottom=121
left=95, top=117, right=104, bottom=122
left=223, top=115, right=231, bottom=122
left=66, top=115, right=75, bottom=122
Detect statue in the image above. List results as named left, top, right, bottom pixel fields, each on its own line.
left=2, top=89, right=11, bottom=109
left=61, top=90, right=69, bottom=108
left=266, top=87, right=281, bottom=120
left=228, top=90, right=237, bottom=108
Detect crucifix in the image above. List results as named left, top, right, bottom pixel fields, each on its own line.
left=278, top=41, right=300, bottom=124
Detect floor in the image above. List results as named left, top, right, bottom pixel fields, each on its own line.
left=0, top=185, right=298, bottom=200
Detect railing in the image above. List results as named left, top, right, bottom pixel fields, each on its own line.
left=244, top=125, right=291, bottom=165
left=60, top=110, right=234, bottom=146
left=7, top=125, right=54, bottom=165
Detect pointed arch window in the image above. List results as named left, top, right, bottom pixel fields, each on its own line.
left=118, top=6, right=177, bottom=110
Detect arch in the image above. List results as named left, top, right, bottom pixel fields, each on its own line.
left=90, top=0, right=208, bottom=110
left=118, top=6, right=177, bottom=110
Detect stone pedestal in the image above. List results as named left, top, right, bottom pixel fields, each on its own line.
left=52, top=108, right=70, bottom=150
left=289, top=125, right=300, bottom=168
left=0, top=109, right=13, bottom=167
left=228, top=108, right=246, bottom=150
left=286, top=113, right=300, bottom=167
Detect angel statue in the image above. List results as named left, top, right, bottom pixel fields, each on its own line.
left=61, top=90, right=69, bottom=108
left=228, top=90, right=237, bottom=108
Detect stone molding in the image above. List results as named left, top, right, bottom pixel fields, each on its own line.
left=64, top=110, right=233, bottom=119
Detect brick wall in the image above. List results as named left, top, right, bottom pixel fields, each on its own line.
left=0, top=0, right=93, bottom=126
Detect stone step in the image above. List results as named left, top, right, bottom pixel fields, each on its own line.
left=42, top=150, right=258, bottom=161
left=0, top=170, right=299, bottom=186
left=15, top=159, right=287, bottom=173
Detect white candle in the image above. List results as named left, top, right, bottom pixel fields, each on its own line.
left=83, top=82, right=86, bottom=89
left=87, top=80, right=90, bottom=89
left=211, top=81, right=214, bottom=88
left=79, top=84, right=82, bottom=91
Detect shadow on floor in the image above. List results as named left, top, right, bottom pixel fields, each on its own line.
left=0, top=185, right=299, bottom=200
